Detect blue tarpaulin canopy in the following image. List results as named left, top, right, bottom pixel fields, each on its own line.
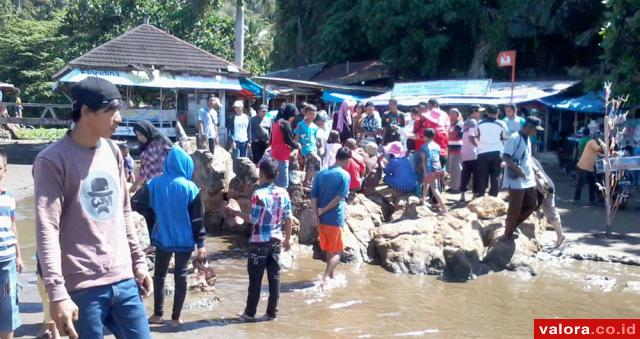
left=538, top=91, right=605, bottom=114
left=240, top=77, right=276, bottom=98
left=322, top=90, right=366, bottom=104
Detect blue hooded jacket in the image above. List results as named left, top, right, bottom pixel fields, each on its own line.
left=147, top=146, right=203, bottom=252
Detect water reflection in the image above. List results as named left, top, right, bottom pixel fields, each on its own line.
left=13, top=197, right=640, bottom=338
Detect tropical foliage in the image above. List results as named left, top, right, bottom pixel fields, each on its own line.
left=0, top=0, right=274, bottom=104
left=0, top=0, right=639, bottom=104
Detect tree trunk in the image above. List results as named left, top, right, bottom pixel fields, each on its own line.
left=234, top=0, right=245, bottom=68
left=467, top=39, right=490, bottom=78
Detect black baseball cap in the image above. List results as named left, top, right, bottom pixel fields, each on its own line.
left=486, top=105, right=500, bottom=115
left=418, top=101, right=429, bottom=108
left=71, top=77, right=122, bottom=112
left=470, top=104, right=486, bottom=112
left=525, top=116, right=544, bottom=131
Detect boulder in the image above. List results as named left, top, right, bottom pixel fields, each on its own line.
left=466, top=196, right=508, bottom=219
left=371, top=219, right=446, bottom=275
left=391, top=196, right=434, bottom=222
left=191, top=147, right=233, bottom=232
left=312, top=194, right=385, bottom=264
left=372, top=211, right=485, bottom=275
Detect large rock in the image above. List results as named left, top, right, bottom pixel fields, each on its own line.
left=225, top=158, right=259, bottom=230
left=391, top=196, right=434, bottom=222
left=371, top=212, right=485, bottom=275
left=191, top=147, right=233, bottom=231
left=442, top=210, right=546, bottom=280
left=466, top=196, right=508, bottom=219
left=311, top=194, right=385, bottom=264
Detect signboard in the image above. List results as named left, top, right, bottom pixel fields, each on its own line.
left=114, top=109, right=177, bottom=138
left=58, top=68, right=242, bottom=90
left=496, top=50, right=516, bottom=67
left=596, top=156, right=640, bottom=173
left=391, top=80, right=491, bottom=98
left=496, top=50, right=517, bottom=102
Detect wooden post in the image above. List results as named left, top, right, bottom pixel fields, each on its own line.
left=603, top=115, right=612, bottom=235
left=573, top=111, right=578, bottom=133
left=544, top=109, right=549, bottom=152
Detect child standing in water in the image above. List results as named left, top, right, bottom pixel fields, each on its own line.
left=230, top=159, right=293, bottom=322
left=0, top=149, right=23, bottom=339
left=420, top=129, right=448, bottom=214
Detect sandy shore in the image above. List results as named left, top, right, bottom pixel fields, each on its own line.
left=6, top=164, right=34, bottom=200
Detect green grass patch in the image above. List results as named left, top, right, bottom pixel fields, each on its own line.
left=15, top=128, right=68, bottom=140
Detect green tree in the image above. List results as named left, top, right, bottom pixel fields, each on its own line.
left=600, top=0, right=640, bottom=102
left=0, top=13, right=68, bottom=102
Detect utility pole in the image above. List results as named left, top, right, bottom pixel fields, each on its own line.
left=234, top=0, right=245, bottom=68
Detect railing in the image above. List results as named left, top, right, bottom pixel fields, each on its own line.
left=0, top=101, right=72, bottom=126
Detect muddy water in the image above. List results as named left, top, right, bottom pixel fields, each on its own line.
left=15, top=197, right=640, bottom=338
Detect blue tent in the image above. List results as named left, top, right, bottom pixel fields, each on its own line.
left=539, top=91, right=605, bottom=114
left=321, top=90, right=366, bottom=104
left=240, top=78, right=276, bottom=98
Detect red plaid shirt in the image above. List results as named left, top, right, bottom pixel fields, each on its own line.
left=139, top=138, right=170, bottom=181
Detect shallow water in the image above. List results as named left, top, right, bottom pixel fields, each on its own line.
left=15, top=196, right=640, bottom=338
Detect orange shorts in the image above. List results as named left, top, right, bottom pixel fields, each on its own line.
left=318, top=224, right=344, bottom=253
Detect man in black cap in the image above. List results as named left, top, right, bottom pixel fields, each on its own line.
left=502, top=116, right=545, bottom=240
left=474, top=105, right=509, bottom=197
left=248, top=104, right=271, bottom=163
left=34, top=77, right=153, bottom=338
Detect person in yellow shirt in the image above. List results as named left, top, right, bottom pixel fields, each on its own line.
left=573, top=133, right=604, bottom=205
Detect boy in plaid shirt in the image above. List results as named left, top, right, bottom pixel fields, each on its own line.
left=229, top=159, right=293, bottom=322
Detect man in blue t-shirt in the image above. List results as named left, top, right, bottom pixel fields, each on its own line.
left=311, top=147, right=351, bottom=284
left=503, top=116, right=544, bottom=241
left=197, top=95, right=220, bottom=154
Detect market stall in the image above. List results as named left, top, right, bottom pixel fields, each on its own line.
left=52, top=23, right=250, bottom=140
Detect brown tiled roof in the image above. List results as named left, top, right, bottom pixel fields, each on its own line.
left=61, top=24, right=249, bottom=77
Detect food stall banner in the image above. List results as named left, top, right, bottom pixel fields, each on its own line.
left=392, top=80, right=491, bottom=97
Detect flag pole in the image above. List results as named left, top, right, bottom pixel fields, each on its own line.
left=510, top=58, right=516, bottom=103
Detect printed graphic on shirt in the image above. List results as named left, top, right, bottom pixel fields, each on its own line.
left=80, top=170, right=120, bottom=220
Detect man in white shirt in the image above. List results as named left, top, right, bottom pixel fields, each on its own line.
left=197, top=95, right=219, bottom=154
left=459, top=104, right=483, bottom=201
left=474, top=106, right=509, bottom=197
left=230, top=100, right=249, bottom=158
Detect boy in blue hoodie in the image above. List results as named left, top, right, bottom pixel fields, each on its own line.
left=132, top=146, right=205, bottom=327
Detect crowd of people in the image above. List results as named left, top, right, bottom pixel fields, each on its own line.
left=0, top=77, right=570, bottom=338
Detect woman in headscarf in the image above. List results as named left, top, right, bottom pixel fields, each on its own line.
left=130, top=120, right=173, bottom=194
left=270, top=103, right=300, bottom=188
left=332, top=99, right=355, bottom=143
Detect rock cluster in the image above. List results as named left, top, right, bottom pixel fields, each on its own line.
left=184, top=145, right=547, bottom=281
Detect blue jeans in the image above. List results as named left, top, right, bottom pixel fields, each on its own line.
left=69, top=278, right=151, bottom=339
left=234, top=141, right=248, bottom=158
left=275, top=160, right=289, bottom=188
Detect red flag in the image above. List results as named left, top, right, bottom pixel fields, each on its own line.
left=496, top=50, right=516, bottom=67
